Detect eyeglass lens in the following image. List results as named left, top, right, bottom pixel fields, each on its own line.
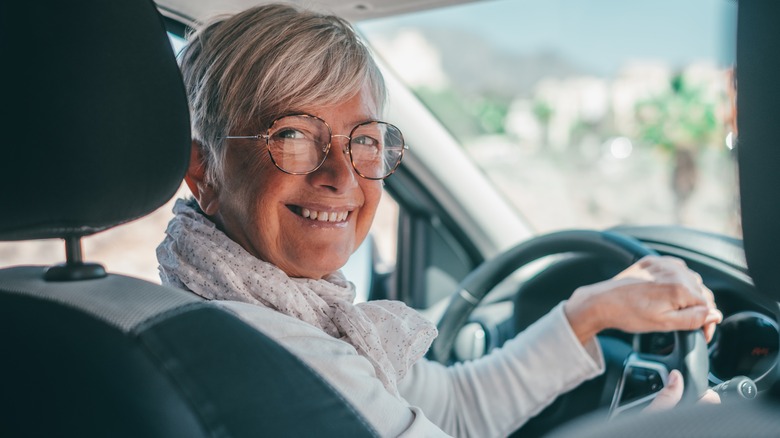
left=266, top=115, right=404, bottom=179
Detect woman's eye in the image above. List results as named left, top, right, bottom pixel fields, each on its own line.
left=274, top=128, right=306, bottom=140
left=353, top=135, right=379, bottom=147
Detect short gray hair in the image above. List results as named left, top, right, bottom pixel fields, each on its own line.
left=179, top=3, right=387, bottom=185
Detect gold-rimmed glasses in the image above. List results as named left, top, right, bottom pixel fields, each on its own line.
left=225, top=113, right=407, bottom=180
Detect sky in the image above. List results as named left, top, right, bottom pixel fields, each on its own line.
left=360, top=0, right=737, bottom=76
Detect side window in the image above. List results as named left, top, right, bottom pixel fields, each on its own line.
left=344, top=191, right=476, bottom=310
left=404, top=212, right=473, bottom=308
left=168, top=32, right=186, bottom=55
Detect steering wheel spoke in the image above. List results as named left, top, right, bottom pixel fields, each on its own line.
left=610, top=353, right=671, bottom=417
left=610, top=330, right=709, bottom=417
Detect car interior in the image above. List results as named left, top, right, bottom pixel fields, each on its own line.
left=2, top=0, right=779, bottom=437
left=0, top=1, right=376, bottom=436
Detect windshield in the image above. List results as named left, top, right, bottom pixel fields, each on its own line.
left=359, top=0, right=739, bottom=237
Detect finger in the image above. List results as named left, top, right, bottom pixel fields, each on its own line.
left=685, top=273, right=714, bottom=305
left=645, top=256, right=687, bottom=278
left=636, top=255, right=658, bottom=268
left=666, top=282, right=708, bottom=310
left=702, top=285, right=718, bottom=310
left=634, top=255, right=681, bottom=278
left=617, top=258, right=653, bottom=280
left=706, top=308, right=723, bottom=324
left=676, top=269, right=707, bottom=301
left=702, top=309, right=723, bottom=342
left=645, top=370, right=683, bottom=412
left=702, top=285, right=716, bottom=307
left=661, top=255, right=688, bottom=268
left=699, top=389, right=721, bottom=405
left=696, top=273, right=705, bottom=287
left=640, top=256, right=669, bottom=275
left=663, top=305, right=709, bottom=331
left=703, top=321, right=717, bottom=343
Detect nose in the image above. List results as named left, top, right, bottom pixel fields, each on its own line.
left=307, top=134, right=357, bottom=191
left=331, top=134, right=351, bottom=152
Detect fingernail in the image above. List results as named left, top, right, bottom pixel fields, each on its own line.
left=668, top=370, right=680, bottom=386
left=707, top=309, right=723, bottom=323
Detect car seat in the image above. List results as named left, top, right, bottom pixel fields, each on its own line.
left=0, top=1, right=376, bottom=436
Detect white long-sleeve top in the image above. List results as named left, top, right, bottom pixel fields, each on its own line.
left=217, top=300, right=604, bottom=437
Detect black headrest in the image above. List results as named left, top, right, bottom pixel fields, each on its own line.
left=0, top=0, right=190, bottom=241
left=737, top=0, right=780, bottom=300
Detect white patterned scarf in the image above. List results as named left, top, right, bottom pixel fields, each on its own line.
left=156, top=199, right=437, bottom=397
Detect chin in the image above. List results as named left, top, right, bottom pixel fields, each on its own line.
left=316, top=261, right=349, bottom=276
left=288, top=257, right=349, bottom=279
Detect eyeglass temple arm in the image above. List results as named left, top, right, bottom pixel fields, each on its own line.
left=224, top=135, right=266, bottom=139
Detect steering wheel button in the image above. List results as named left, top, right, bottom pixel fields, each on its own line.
left=621, top=367, right=664, bottom=404
left=739, top=381, right=757, bottom=399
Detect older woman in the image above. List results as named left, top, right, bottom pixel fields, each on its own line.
left=157, top=4, right=721, bottom=437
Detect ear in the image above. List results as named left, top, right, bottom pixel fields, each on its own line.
left=185, top=140, right=220, bottom=215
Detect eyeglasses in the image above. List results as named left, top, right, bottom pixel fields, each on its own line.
left=225, top=114, right=408, bottom=180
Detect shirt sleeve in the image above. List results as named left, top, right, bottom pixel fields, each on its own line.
left=397, top=301, right=605, bottom=438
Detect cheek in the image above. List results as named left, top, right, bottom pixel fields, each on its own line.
left=222, top=145, right=265, bottom=199
left=220, top=147, right=281, bottom=240
left=248, top=173, right=290, bottom=237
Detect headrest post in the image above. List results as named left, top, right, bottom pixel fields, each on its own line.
left=64, top=235, right=84, bottom=264
left=43, top=236, right=107, bottom=282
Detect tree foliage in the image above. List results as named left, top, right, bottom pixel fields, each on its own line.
left=634, top=73, right=722, bottom=154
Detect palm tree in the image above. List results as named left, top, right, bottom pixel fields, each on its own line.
left=634, top=73, right=723, bottom=224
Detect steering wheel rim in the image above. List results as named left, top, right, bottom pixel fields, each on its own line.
left=429, top=229, right=709, bottom=418
left=430, top=230, right=650, bottom=362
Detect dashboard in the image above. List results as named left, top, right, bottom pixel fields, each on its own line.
left=638, top=308, right=779, bottom=389
left=622, top=226, right=780, bottom=391
left=708, top=311, right=778, bottom=385
left=452, top=225, right=780, bottom=437
left=461, top=225, right=780, bottom=391
left=443, top=225, right=780, bottom=437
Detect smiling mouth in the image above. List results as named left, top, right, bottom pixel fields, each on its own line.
left=288, top=206, right=350, bottom=223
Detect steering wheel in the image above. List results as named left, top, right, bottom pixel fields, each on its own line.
left=429, top=230, right=709, bottom=421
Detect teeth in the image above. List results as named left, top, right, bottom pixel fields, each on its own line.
left=298, top=208, right=349, bottom=223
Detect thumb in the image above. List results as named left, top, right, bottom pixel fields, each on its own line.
left=645, top=369, right=684, bottom=412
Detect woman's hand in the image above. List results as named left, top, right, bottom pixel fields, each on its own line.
left=564, top=255, right=723, bottom=345
left=644, top=370, right=721, bottom=412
